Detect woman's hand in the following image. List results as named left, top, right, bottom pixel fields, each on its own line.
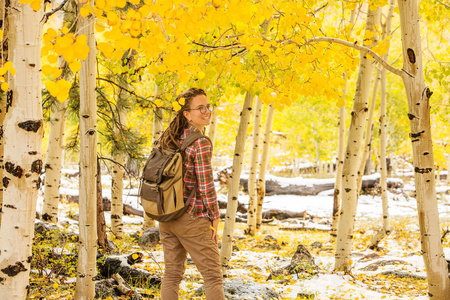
left=211, top=218, right=219, bottom=244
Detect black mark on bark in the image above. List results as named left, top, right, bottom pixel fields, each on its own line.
left=28, top=151, right=38, bottom=155
left=18, top=120, right=42, bottom=132
left=0, top=125, right=3, bottom=140
left=426, top=88, right=433, bottom=99
left=5, top=162, right=23, bottom=178
left=29, top=63, right=36, bottom=67
left=87, top=129, right=95, bottom=135
left=4, top=204, right=16, bottom=209
left=31, top=160, right=43, bottom=174
left=82, top=115, right=89, bottom=118
left=407, top=113, right=418, bottom=120
left=410, top=131, right=425, bottom=138
left=33, top=178, right=42, bottom=189
left=415, top=167, right=432, bottom=174
left=344, top=188, right=351, bottom=193
left=407, top=48, right=416, bottom=63
left=111, top=214, right=120, bottom=220
left=6, top=90, right=12, bottom=113
left=423, top=152, right=429, bottom=155
left=45, top=163, right=52, bottom=170
left=411, top=139, right=419, bottom=143
left=3, top=177, right=10, bottom=188
left=1, top=262, right=27, bottom=277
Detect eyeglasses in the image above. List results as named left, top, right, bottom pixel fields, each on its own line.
left=189, top=104, right=214, bottom=114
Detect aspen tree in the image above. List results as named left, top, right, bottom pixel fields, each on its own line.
left=357, top=69, right=380, bottom=195
left=334, top=5, right=381, bottom=272
left=74, top=1, right=97, bottom=298
left=111, top=57, right=133, bottom=237
left=207, top=109, right=218, bottom=146
left=369, top=0, right=395, bottom=249
left=143, top=84, right=163, bottom=230
left=97, top=158, right=109, bottom=253
left=331, top=8, right=357, bottom=238
left=41, top=0, right=75, bottom=224
left=331, top=81, right=348, bottom=239
left=0, top=0, right=43, bottom=297
left=220, top=92, right=254, bottom=273
left=0, top=0, right=8, bottom=227
left=246, top=97, right=262, bottom=236
left=256, top=102, right=275, bottom=229
left=396, top=0, right=450, bottom=297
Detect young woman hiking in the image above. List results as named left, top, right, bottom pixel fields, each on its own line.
left=157, top=88, right=225, bottom=300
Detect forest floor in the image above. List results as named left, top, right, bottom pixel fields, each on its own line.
left=28, top=168, right=450, bottom=299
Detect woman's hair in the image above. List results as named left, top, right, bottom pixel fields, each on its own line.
left=158, top=88, right=207, bottom=149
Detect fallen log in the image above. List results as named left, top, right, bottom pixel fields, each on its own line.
left=239, top=174, right=403, bottom=196
left=97, top=253, right=161, bottom=286
left=219, top=212, right=273, bottom=223
left=63, top=194, right=144, bottom=217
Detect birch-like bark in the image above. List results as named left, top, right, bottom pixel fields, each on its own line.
left=369, top=0, right=395, bottom=249
left=111, top=92, right=127, bottom=238
left=0, top=0, right=7, bottom=227
left=41, top=0, right=73, bottom=224
left=357, top=70, right=380, bottom=195
left=397, top=0, right=450, bottom=297
left=331, top=86, right=347, bottom=239
left=74, top=2, right=97, bottom=298
left=207, top=108, right=218, bottom=146
left=246, top=97, right=262, bottom=236
left=334, top=5, right=380, bottom=272
left=0, top=1, right=43, bottom=297
left=220, top=92, right=254, bottom=273
left=97, top=158, right=109, bottom=253
left=42, top=80, right=69, bottom=223
left=256, top=103, right=275, bottom=229
left=447, top=154, right=450, bottom=185
left=143, top=85, right=162, bottom=230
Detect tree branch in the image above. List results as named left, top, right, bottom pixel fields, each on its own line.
left=96, top=77, right=157, bottom=105
left=436, top=0, right=450, bottom=9
left=42, top=0, right=70, bottom=23
left=302, top=37, right=409, bottom=77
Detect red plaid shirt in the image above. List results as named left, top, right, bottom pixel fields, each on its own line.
left=180, top=126, right=219, bottom=220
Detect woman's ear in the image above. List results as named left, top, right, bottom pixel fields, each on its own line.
left=183, top=110, right=190, bottom=121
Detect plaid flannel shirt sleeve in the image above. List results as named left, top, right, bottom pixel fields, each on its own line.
left=194, top=137, right=219, bottom=220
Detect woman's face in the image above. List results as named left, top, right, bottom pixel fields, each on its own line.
left=184, top=94, right=212, bottom=131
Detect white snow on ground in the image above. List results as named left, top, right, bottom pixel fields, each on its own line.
left=38, top=169, right=450, bottom=299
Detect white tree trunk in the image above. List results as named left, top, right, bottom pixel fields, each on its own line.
left=256, top=103, right=275, bottom=229
left=0, top=1, right=43, bottom=297
left=246, top=97, right=262, bottom=236
left=0, top=0, right=7, bottom=228
left=369, top=0, right=395, bottom=249
left=397, top=0, right=450, bottom=297
left=334, top=6, right=380, bottom=272
left=74, top=3, right=97, bottom=298
left=143, top=85, right=163, bottom=230
left=220, top=92, right=254, bottom=273
left=111, top=105, right=127, bottom=238
left=207, top=108, right=218, bottom=145
left=331, top=91, right=347, bottom=239
left=447, top=154, right=450, bottom=185
left=357, top=69, right=380, bottom=194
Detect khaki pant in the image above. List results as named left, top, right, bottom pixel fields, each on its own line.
left=159, top=212, right=225, bottom=300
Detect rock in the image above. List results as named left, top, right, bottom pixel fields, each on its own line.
left=195, top=278, right=278, bottom=299
left=268, top=244, right=318, bottom=280
left=359, top=260, right=410, bottom=271
left=310, top=241, right=322, bottom=249
left=380, top=270, right=426, bottom=280
left=264, top=235, right=277, bottom=242
left=138, top=227, right=160, bottom=248
left=298, top=292, right=316, bottom=299
left=358, top=252, right=380, bottom=262
left=95, top=278, right=143, bottom=300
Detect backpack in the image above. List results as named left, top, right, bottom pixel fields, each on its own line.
left=139, top=131, right=210, bottom=222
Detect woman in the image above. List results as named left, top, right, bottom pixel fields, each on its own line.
left=157, top=88, right=225, bottom=300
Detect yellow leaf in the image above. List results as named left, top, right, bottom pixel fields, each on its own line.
left=52, top=282, right=59, bottom=289
left=155, top=99, right=163, bottom=107
left=76, top=34, right=87, bottom=45
left=178, top=97, right=185, bottom=105
left=62, top=47, right=76, bottom=64
left=69, top=61, right=81, bottom=73
left=75, top=45, right=90, bottom=61
left=30, top=0, right=42, bottom=11
left=198, top=71, right=205, bottom=79
left=97, top=42, right=114, bottom=58
left=116, top=0, right=126, bottom=8
left=48, top=54, right=58, bottom=64
left=132, top=253, right=139, bottom=260
left=0, top=30, right=3, bottom=40
left=0, top=82, right=8, bottom=92
left=80, top=5, right=91, bottom=18
left=3, top=61, right=12, bottom=70
left=107, top=11, right=119, bottom=26
left=42, top=65, right=54, bottom=76
left=10, top=68, right=16, bottom=76
left=95, top=23, right=106, bottom=33
left=62, top=27, right=70, bottom=34
left=52, top=68, right=62, bottom=78
left=172, top=101, right=181, bottom=111
left=0, top=68, right=5, bottom=76
left=95, top=0, right=105, bottom=9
